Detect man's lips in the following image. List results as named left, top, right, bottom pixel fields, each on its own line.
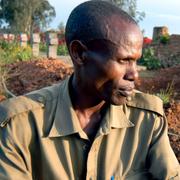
left=116, top=89, right=133, bottom=97
left=115, top=85, right=134, bottom=97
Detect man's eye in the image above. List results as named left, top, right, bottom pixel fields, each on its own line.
left=117, top=59, right=129, bottom=64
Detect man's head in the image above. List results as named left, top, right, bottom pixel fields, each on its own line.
left=65, top=1, right=143, bottom=105
left=65, top=1, right=138, bottom=47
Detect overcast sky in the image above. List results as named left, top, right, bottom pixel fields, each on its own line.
left=48, top=0, right=180, bottom=38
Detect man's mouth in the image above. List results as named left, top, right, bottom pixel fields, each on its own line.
left=115, top=88, right=134, bottom=97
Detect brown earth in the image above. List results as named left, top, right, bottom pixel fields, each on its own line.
left=136, top=66, right=180, bottom=100
left=0, top=59, right=180, bottom=162
left=5, top=59, right=73, bottom=95
left=136, top=66, right=180, bottom=162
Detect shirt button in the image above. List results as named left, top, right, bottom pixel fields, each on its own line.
left=83, top=144, right=87, bottom=150
left=127, top=96, right=132, bottom=101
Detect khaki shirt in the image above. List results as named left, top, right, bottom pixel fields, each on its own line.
left=0, top=77, right=179, bottom=180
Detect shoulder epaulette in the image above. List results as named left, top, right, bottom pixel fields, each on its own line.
left=0, top=96, right=44, bottom=127
left=0, top=83, right=61, bottom=127
left=126, top=91, right=164, bottom=116
left=25, top=83, right=60, bottom=102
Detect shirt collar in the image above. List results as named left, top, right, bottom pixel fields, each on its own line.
left=96, top=104, right=134, bottom=136
left=48, top=76, right=83, bottom=138
left=48, top=76, right=134, bottom=138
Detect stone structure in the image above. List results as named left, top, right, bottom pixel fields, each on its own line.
left=20, top=34, right=28, bottom=47
left=3, top=34, right=8, bottom=41
left=146, top=27, right=180, bottom=67
left=8, top=34, right=15, bottom=42
left=46, top=32, right=58, bottom=59
left=152, top=26, right=169, bottom=42
left=155, top=34, right=180, bottom=67
left=31, top=33, right=40, bottom=57
left=0, top=32, right=60, bottom=59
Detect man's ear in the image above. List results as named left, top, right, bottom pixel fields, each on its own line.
left=69, top=40, right=88, bottom=66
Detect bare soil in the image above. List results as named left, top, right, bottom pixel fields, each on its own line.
left=5, top=59, right=73, bottom=95
left=136, top=66, right=180, bottom=162
left=0, top=59, right=179, bottom=162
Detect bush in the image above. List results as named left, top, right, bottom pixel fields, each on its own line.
left=160, top=35, right=170, bottom=44
left=39, top=43, right=69, bottom=56
left=0, top=65, right=6, bottom=96
left=138, top=47, right=161, bottom=70
left=57, top=44, right=69, bottom=56
left=39, top=42, right=47, bottom=52
left=0, top=40, right=32, bottom=64
left=0, top=62, right=10, bottom=99
left=16, top=46, right=32, bottom=61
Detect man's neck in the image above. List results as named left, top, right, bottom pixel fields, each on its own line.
left=69, top=75, right=107, bottom=139
left=69, top=74, right=105, bottom=113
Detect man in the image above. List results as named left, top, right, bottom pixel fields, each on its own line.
left=0, top=1, right=179, bottom=179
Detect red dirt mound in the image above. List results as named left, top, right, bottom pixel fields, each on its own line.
left=6, top=59, right=73, bottom=95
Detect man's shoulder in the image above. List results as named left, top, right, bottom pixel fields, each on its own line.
left=126, top=90, right=164, bottom=116
left=0, top=83, right=61, bottom=127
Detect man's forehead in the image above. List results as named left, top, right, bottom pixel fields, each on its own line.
left=88, top=26, right=142, bottom=47
left=86, top=15, right=141, bottom=44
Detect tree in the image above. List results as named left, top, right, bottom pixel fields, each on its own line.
left=58, top=21, right=65, bottom=34
left=94, top=0, right=145, bottom=23
left=0, top=0, right=56, bottom=33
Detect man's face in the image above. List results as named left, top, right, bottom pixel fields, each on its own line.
left=76, top=26, right=143, bottom=105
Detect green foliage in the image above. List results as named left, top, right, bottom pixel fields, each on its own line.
left=160, top=35, right=170, bottom=44
left=57, top=44, right=69, bottom=56
left=0, top=40, right=32, bottom=64
left=138, top=47, right=161, bottom=70
left=0, top=0, right=56, bottom=33
left=16, top=46, right=32, bottom=61
left=58, top=22, right=65, bottom=33
left=39, top=42, right=68, bottom=56
left=0, top=54, right=10, bottom=98
left=94, top=0, right=145, bottom=23
left=156, top=81, right=174, bottom=105
left=40, top=43, right=68, bottom=56
left=39, top=42, right=47, bottom=52
left=0, top=64, right=6, bottom=96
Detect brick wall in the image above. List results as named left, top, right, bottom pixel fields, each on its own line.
left=145, top=34, right=180, bottom=67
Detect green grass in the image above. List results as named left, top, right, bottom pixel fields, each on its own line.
left=156, top=81, right=174, bottom=105
left=0, top=40, right=33, bottom=64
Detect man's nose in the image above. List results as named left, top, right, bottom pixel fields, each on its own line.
left=124, top=63, right=138, bottom=81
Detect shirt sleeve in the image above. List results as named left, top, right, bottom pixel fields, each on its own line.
left=147, top=115, right=180, bottom=179
left=0, top=115, right=33, bottom=180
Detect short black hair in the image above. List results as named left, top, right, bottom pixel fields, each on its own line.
left=65, top=0, right=137, bottom=48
